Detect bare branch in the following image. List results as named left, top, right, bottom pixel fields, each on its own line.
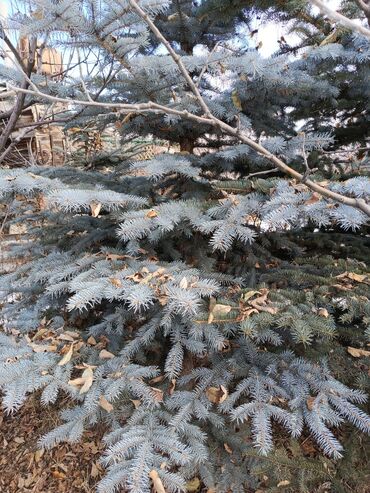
left=354, top=0, right=370, bottom=27
left=310, top=0, right=370, bottom=39
left=8, top=83, right=370, bottom=217
left=0, top=37, right=37, bottom=162
left=126, top=0, right=212, bottom=117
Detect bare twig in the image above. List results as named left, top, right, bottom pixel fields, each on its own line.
left=8, top=84, right=370, bottom=218
left=310, top=0, right=370, bottom=39
left=245, top=168, right=279, bottom=180
left=196, top=41, right=221, bottom=88
left=354, top=0, right=370, bottom=27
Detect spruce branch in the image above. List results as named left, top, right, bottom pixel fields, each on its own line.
left=5, top=3, right=370, bottom=218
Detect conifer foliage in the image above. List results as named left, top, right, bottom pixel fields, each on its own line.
left=1, top=1, right=370, bottom=492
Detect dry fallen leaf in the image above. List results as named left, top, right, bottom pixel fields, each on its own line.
left=29, top=342, right=57, bottom=353
left=109, top=277, right=122, bottom=288
left=179, top=277, right=188, bottom=289
left=146, top=209, right=158, bottom=218
left=277, top=480, right=291, bottom=487
left=150, top=375, right=165, bottom=384
left=306, top=396, right=316, bottom=411
left=224, top=443, right=232, bottom=454
left=87, top=335, right=97, bottom=345
left=90, top=201, right=102, bottom=217
left=58, top=343, right=74, bottom=366
left=91, top=462, right=100, bottom=478
left=64, top=330, right=80, bottom=339
left=79, top=367, right=94, bottom=393
left=57, top=333, right=75, bottom=342
left=336, top=271, right=368, bottom=284
left=69, top=367, right=94, bottom=394
left=208, top=299, right=232, bottom=324
left=206, top=385, right=228, bottom=404
left=131, top=399, right=141, bottom=409
left=34, top=449, right=44, bottom=462
left=149, top=470, right=166, bottom=493
left=151, top=387, right=164, bottom=402
left=52, top=470, right=66, bottom=480
left=106, top=253, right=127, bottom=261
left=242, top=290, right=261, bottom=301
left=99, top=395, right=113, bottom=412
left=248, top=289, right=278, bottom=314
left=169, top=378, right=176, bottom=395
left=318, top=308, right=329, bottom=318
left=347, top=272, right=368, bottom=283
left=347, top=346, right=370, bottom=358
left=305, top=192, right=321, bottom=205
left=99, top=349, right=115, bottom=359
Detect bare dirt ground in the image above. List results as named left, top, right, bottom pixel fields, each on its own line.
left=0, top=395, right=106, bottom=493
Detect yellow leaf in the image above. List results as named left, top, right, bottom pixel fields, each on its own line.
left=34, top=449, right=44, bottom=462
left=242, top=290, right=261, bottom=301
left=99, top=395, right=113, bottom=412
left=231, top=90, right=242, bottom=111
left=99, top=349, right=115, bottom=359
left=58, top=344, right=74, bottom=365
left=186, top=477, right=201, bottom=492
left=347, top=346, right=370, bottom=358
left=90, top=201, right=102, bottom=217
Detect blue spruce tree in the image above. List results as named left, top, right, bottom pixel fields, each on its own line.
left=0, top=1, right=369, bottom=491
